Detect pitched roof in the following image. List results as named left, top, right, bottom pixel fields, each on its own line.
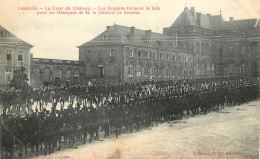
left=170, top=7, right=260, bottom=31
left=80, top=24, right=179, bottom=52
left=0, top=25, right=33, bottom=47
left=170, top=7, right=199, bottom=28
left=214, top=19, right=260, bottom=30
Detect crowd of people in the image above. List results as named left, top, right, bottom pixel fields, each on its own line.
left=0, top=76, right=260, bottom=158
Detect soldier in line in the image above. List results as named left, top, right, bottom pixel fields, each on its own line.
left=0, top=76, right=259, bottom=158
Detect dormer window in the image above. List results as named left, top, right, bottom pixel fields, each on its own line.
left=2, top=31, right=8, bottom=37
left=110, top=49, right=115, bottom=56
left=103, top=35, right=107, bottom=40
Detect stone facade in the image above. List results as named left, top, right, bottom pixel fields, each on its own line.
left=30, top=58, right=83, bottom=85
left=0, top=25, right=33, bottom=86
left=79, top=24, right=193, bottom=81
left=163, top=7, right=260, bottom=77
left=1, top=6, right=259, bottom=86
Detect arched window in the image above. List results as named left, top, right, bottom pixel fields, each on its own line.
left=110, top=49, right=115, bottom=56
left=145, top=51, right=149, bottom=58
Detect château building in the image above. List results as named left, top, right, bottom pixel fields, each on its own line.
left=163, top=7, right=260, bottom=77
left=30, top=57, right=83, bottom=85
left=79, top=24, right=193, bottom=81
left=0, top=25, right=33, bottom=85
left=1, top=6, right=259, bottom=86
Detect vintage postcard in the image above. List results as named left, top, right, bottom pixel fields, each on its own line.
left=0, top=0, right=259, bottom=158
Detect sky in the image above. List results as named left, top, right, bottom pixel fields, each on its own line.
left=0, top=0, right=259, bottom=60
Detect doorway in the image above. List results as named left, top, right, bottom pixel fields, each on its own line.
left=98, top=65, right=104, bottom=78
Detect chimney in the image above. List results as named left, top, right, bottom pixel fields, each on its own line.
left=145, top=30, right=152, bottom=38
left=106, top=26, right=111, bottom=29
left=191, top=7, right=195, bottom=16
left=197, top=12, right=202, bottom=26
left=130, top=26, right=135, bottom=37
left=229, top=17, right=234, bottom=21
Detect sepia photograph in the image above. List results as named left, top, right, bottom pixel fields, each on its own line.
left=0, top=0, right=259, bottom=158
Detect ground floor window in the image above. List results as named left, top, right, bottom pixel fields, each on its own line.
left=128, top=65, right=134, bottom=75
left=144, top=67, right=149, bottom=75
left=152, top=67, right=156, bottom=76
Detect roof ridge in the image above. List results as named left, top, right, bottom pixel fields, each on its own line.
left=0, top=24, right=33, bottom=47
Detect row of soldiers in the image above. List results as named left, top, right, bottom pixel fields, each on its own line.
left=0, top=76, right=260, bottom=158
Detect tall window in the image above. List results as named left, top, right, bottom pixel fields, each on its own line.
left=229, top=46, right=235, bottom=55
left=152, top=67, right=156, bottom=76
left=110, top=49, right=115, bottom=56
left=18, top=51, right=23, bottom=66
left=137, top=66, right=141, bottom=77
left=137, top=50, right=142, bottom=58
left=201, top=43, right=204, bottom=54
left=171, top=69, right=175, bottom=76
left=145, top=67, right=149, bottom=75
left=178, top=55, right=181, bottom=61
left=152, top=52, right=156, bottom=59
left=145, top=51, right=149, bottom=58
left=184, top=56, right=187, bottom=62
left=241, top=45, right=246, bottom=55
left=158, top=68, right=162, bottom=76
left=159, top=53, right=163, bottom=60
left=166, top=54, right=169, bottom=60
left=228, top=65, right=234, bottom=74
left=240, top=65, right=246, bottom=74
left=198, top=43, right=201, bottom=54
left=129, top=48, right=134, bottom=57
left=7, top=50, right=12, bottom=60
left=172, top=54, right=176, bottom=61
left=128, top=65, right=133, bottom=75
left=166, top=68, right=169, bottom=76
left=18, top=54, right=23, bottom=61
left=206, top=44, right=209, bottom=54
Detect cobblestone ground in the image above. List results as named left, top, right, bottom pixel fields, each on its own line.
left=32, top=100, right=260, bottom=159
